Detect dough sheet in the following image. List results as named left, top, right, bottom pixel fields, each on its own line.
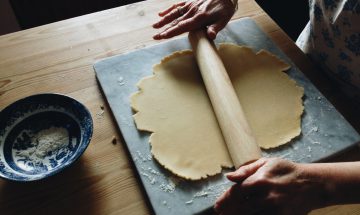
left=131, top=44, right=304, bottom=180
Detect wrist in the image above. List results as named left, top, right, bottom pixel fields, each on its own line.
left=297, top=163, right=334, bottom=209
left=299, top=162, right=360, bottom=207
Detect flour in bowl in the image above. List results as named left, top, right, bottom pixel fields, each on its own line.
left=15, top=126, right=69, bottom=165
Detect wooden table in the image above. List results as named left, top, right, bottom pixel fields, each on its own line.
left=0, top=0, right=359, bottom=214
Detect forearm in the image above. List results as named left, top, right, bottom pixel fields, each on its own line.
left=300, top=161, right=360, bottom=207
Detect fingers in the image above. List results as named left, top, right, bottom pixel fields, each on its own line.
left=153, top=0, right=206, bottom=40
left=158, top=2, right=186, bottom=17
left=154, top=13, right=208, bottom=40
left=153, top=0, right=237, bottom=40
left=226, top=158, right=268, bottom=183
left=206, top=20, right=228, bottom=40
left=153, top=2, right=197, bottom=29
left=215, top=184, right=265, bottom=214
left=153, top=7, right=185, bottom=29
left=215, top=185, right=243, bottom=213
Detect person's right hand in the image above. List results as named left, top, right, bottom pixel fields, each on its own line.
left=152, top=0, right=237, bottom=40
left=214, top=158, right=329, bottom=215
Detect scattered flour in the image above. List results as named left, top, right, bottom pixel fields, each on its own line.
left=160, top=180, right=176, bottom=193
left=118, top=76, right=125, bottom=86
left=96, top=110, right=105, bottom=118
left=133, top=151, right=235, bottom=208
left=140, top=172, right=157, bottom=185
left=136, top=150, right=152, bottom=162
left=194, top=190, right=208, bottom=198
left=185, top=200, right=193, bottom=205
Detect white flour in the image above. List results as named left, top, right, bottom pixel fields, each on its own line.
left=15, top=126, right=69, bottom=165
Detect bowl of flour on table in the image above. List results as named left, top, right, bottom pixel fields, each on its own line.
left=0, top=93, right=93, bottom=181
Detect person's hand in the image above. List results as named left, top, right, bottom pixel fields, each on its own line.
left=152, top=0, right=236, bottom=40
left=214, top=158, right=328, bottom=215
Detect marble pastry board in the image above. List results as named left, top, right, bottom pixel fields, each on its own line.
left=94, top=18, right=360, bottom=215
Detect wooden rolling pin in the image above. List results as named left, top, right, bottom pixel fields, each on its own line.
left=188, top=30, right=261, bottom=168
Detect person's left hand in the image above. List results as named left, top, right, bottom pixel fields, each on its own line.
left=214, top=158, right=328, bottom=215
left=152, top=0, right=236, bottom=40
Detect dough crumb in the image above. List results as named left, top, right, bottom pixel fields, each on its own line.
left=160, top=180, right=176, bottom=193
left=141, top=172, right=157, bottom=185
left=118, top=76, right=125, bottom=86
left=194, top=191, right=208, bottom=198
left=111, top=136, right=117, bottom=145
left=96, top=108, right=105, bottom=118
left=185, top=200, right=193, bottom=205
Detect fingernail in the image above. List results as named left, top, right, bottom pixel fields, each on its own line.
left=225, top=172, right=234, bottom=177
left=153, top=34, right=160, bottom=40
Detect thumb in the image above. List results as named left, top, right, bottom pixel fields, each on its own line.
left=207, top=21, right=227, bottom=40
left=226, top=158, right=267, bottom=183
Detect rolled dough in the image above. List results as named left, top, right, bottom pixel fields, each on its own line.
left=131, top=44, right=304, bottom=180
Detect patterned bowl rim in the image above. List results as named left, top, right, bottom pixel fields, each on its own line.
left=0, top=93, right=94, bottom=182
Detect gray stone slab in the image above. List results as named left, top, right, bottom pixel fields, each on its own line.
left=94, top=18, right=360, bottom=215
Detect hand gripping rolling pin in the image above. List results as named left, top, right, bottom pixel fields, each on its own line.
left=188, top=30, right=262, bottom=168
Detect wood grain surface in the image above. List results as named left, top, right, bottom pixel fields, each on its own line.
left=0, top=0, right=359, bottom=214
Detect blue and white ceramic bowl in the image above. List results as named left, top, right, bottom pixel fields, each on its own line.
left=0, top=94, right=93, bottom=181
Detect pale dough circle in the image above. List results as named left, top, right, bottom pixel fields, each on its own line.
left=131, top=44, right=304, bottom=180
